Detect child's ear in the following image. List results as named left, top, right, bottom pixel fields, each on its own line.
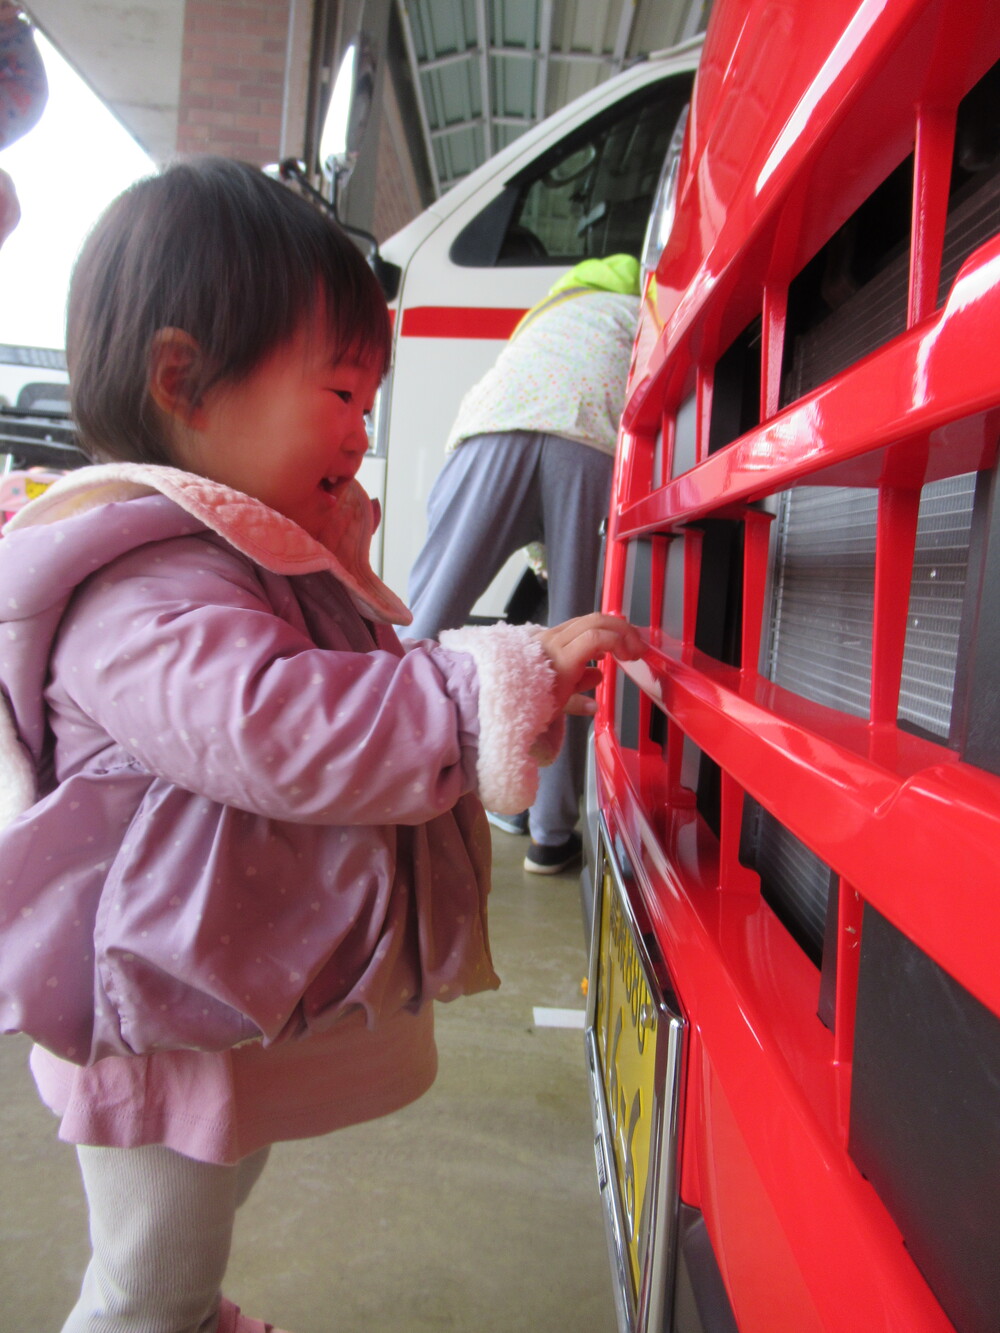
left=147, top=328, right=208, bottom=425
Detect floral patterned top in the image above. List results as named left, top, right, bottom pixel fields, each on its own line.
left=445, top=289, right=640, bottom=457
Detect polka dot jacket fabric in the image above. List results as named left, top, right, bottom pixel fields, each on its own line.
left=0, top=468, right=561, bottom=1064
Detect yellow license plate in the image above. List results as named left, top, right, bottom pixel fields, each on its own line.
left=593, top=859, right=662, bottom=1301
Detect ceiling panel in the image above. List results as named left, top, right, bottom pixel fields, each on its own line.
left=400, top=0, right=711, bottom=193
left=27, top=0, right=186, bottom=163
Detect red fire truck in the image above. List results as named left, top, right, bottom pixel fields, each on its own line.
left=583, top=2, right=1000, bottom=1331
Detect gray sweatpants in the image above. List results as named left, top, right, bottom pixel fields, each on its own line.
left=407, top=430, right=612, bottom=845
left=62, top=1143, right=269, bottom=1333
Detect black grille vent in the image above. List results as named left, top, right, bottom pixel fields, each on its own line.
left=850, top=908, right=1000, bottom=1333
left=765, top=476, right=976, bottom=738
left=785, top=246, right=910, bottom=402
left=938, top=163, right=1000, bottom=299
left=741, top=799, right=833, bottom=965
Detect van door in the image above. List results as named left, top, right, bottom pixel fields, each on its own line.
left=366, top=56, right=697, bottom=618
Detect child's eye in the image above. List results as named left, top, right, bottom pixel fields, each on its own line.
left=332, top=389, right=352, bottom=403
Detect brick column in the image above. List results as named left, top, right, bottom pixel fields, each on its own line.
left=176, top=0, right=293, bottom=164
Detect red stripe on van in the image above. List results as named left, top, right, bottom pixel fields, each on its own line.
left=399, top=306, right=527, bottom=339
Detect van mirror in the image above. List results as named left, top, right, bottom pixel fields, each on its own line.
left=319, top=34, right=377, bottom=187
left=542, top=143, right=596, bottom=187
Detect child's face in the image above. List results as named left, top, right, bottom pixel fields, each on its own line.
left=172, top=321, right=382, bottom=542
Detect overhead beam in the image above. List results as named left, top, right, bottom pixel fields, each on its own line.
left=474, top=0, right=493, bottom=160
left=394, top=0, right=441, bottom=196
left=536, top=0, right=553, bottom=122
left=612, top=0, right=636, bottom=69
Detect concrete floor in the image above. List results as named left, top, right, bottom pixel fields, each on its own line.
left=0, top=827, right=616, bottom=1333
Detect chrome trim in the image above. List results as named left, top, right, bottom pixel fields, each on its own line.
left=369, top=365, right=393, bottom=461
left=585, top=812, right=687, bottom=1333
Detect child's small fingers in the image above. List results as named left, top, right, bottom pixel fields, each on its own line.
left=547, top=612, right=627, bottom=640
left=613, top=626, right=645, bottom=660
left=564, top=692, right=599, bottom=717
left=562, top=625, right=641, bottom=665
left=574, top=666, right=603, bottom=694
left=547, top=615, right=643, bottom=658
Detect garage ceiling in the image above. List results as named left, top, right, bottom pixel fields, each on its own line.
left=27, top=0, right=187, bottom=165
left=399, top=0, right=709, bottom=192
left=25, top=0, right=710, bottom=188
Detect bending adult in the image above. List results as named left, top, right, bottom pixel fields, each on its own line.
left=407, top=254, right=640, bottom=873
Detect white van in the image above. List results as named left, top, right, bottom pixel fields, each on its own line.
left=357, top=38, right=700, bottom=618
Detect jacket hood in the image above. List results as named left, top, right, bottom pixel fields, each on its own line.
left=2, top=462, right=411, bottom=624
left=0, top=463, right=411, bottom=826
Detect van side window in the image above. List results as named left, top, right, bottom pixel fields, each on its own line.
left=449, top=72, right=694, bottom=267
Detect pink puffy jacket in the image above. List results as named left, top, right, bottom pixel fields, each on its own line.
left=0, top=465, right=560, bottom=1064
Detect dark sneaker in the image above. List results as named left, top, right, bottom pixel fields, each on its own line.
left=486, top=809, right=529, bottom=836
left=523, top=832, right=582, bottom=875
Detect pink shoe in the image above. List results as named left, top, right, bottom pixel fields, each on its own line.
left=216, top=1296, right=293, bottom=1333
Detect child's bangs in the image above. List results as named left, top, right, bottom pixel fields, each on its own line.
left=314, top=256, right=392, bottom=378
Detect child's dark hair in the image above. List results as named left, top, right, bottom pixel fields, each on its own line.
left=67, top=156, right=393, bottom=464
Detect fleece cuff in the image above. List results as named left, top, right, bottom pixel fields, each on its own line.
left=440, top=622, right=563, bottom=815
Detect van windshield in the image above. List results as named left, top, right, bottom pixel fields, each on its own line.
left=499, top=72, right=694, bottom=263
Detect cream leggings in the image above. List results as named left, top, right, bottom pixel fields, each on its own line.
left=62, top=1142, right=270, bottom=1333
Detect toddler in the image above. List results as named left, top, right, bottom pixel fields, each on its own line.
left=0, top=156, right=640, bottom=1333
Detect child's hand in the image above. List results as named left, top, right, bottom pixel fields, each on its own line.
left=538, top=614, right=644, bottom=716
